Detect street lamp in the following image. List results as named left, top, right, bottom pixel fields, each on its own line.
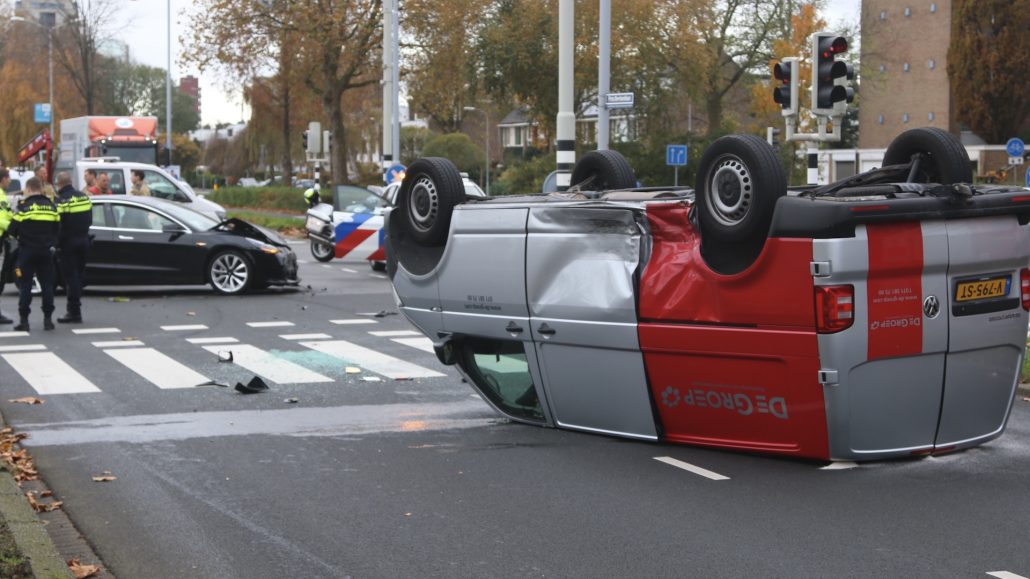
left=463, top=106, right=490, bottom=195
left=11, top=16, right=55, bottom=146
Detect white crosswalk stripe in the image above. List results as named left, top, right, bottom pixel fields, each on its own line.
left=2, top=352, right=101, bottom=394
left=0, top=331, right=30, bottom=339
left=280, top=333, right=332, bottom=341
left=200, top=344, right=333, bottom=384
left=105, top=348, right=210, bottom=390
left=330, top=319, right=377, bottom=326
left=246, top=321, right=295, bottom=328
left=300, top=340, right=445, bottom=379
left=92, top=340, right=145, bottom=348
left=368, top=330, right=421, bottom=337
left=161, top=324, right=209, bottom=331
left=0, top=344, right=47, bottom=353
left=186, top=337, right=239, bottom=345
left=71, top=328, right=121, bottom=335
left=389, top=337, right=435, bottom=353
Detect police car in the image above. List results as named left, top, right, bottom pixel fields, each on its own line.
left=385, top=128, right=1030, bottom=462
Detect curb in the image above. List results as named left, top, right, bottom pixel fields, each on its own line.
left=1019, top=383, right=1030, bottom=398
left=0, top=467, right=72, bottom=578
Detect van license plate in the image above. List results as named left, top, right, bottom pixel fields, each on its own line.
left=955, top=277, right=1009, bottom=302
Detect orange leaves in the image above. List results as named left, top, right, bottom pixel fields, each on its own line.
left=24, top=490, right=62, bottom=513
left=0, top=428, right=37, bottom=483
left=91, top=472, right=117, bottom=483
left=8, top=397, right=44, bottom=405
left=68, top=558, right=101, bottom=578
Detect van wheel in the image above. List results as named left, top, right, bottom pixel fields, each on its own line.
left=311, top=240, right=334, bottom=262
left=369, top=260, right=386, bottom=272
left=695, top=134, right=786, bottom=244
left=397, top=157, right=465, bottom=246
left=570, top=150, right=636, bottom=191
left=882, top=127, right=972, bottom=184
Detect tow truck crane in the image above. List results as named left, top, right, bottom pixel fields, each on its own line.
left=16, top=128, right=54, bottom=184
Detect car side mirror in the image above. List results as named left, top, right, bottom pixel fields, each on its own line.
left=163, top=223, right=188, bottom=234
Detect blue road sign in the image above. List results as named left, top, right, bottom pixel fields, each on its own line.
left=1026, top=166, right=1030, bottom=189
left=1007, top=138, right=1025, bottom=158
left=384, top=163, right=406, bottom=184
left=34, top=103, right=51, bottom=124
left=666, top=144, right=688, bottom=166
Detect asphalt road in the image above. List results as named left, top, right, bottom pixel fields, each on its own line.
left=1, top=242, right=1030, bottom=578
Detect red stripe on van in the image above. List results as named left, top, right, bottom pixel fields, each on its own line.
left=866, top=222, right=924, bottom=360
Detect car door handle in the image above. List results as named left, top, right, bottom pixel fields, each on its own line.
left=505, top=322, right=523, bottom=334
left=118, top=235, right=134, bottom=240
left=537, top=323, right=556, bottom=336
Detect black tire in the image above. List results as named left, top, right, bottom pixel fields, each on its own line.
left=570, top=150, right=636, bottom=191
left=207, top=250, right=252, bottom=295
left=369, top=260, right=386, bottom=272
left=396, top=157, right=465, bottom=246
left=882, top=127, right=972, bottom=184
left=310, top=239, right=334, bottom=262
left=695, top=134, right=787, bottom=244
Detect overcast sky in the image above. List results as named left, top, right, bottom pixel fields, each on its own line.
left=121, top=0, right=862, bottom=127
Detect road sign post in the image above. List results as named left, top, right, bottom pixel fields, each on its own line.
left=1026, top=165, right=1030, bottom=189
left=1008, top=139, right=1025, bottom=176
left=666, top=144, right=688, bottom=186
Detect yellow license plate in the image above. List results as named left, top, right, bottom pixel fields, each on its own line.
left=955, top=277, right=1009, bottom=302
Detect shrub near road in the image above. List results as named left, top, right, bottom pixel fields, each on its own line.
left=206, top=186, right=311, bottom=213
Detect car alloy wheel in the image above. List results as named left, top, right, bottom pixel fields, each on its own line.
left=209, top=251, right=250, bottom=294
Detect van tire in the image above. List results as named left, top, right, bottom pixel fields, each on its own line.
left=695, top=134, right=787, bottom=245
left=397, top=158, right=465, bottom=246
left=882, top=127, right=972, bottom=184
left=570, top=150, right=637, bottom=191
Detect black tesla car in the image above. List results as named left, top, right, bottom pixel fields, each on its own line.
left=1, top=196, right=299, bottom=294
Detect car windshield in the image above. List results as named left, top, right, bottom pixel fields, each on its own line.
left=334, top=185, right=386, bottom=213
left=146, top=200, right=220, bottom=231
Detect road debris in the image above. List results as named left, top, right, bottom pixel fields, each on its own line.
left=235, top=376, right=270, bottom=394
left=25, top=490, right=62, bottom=512
left=92, top=471, right=117, bottom=482
left=0, top=428, right=37, bottom=483
left=187, top=311, right=197, bottom=316
left=8, top=397, right=44, bottom=405
left=108, top=296, right=131, bottom=303
left=194, top=380, right=229, bottom=388
left=284, top=397, right=299, bottom=404
left=361, top=376, right=382, bottom=382
left=217, top=350, right=234, bottom=363
left=345, top=367, right=361, bottom=374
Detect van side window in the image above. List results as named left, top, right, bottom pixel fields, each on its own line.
left=101, top=171, right=126, bottom=195
left=143, top=171, right=187, bottom=202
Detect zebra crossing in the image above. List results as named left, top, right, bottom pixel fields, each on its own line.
left=0, top=319, right=449, bottom=397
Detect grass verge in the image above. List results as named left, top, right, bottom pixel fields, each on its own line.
left=227, top=210, right=305, bottom=233
left=0, top=514, right=32, bottom=578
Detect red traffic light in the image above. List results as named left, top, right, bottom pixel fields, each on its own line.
left=820, top=36, right=848, bottom=58
left=773, top=62, right=792, bottom=84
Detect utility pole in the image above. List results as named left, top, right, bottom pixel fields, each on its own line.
left=597, top=0, right=610, bottom=150
left=166, top=0, right=173, bottom=166
left=555, top=0, right=575, bottom=191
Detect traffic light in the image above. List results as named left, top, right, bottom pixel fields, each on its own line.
left=302, top=130, right=309, bottom=151
left=772, top=58, right=799, bottom=116
left=322, top=130, right=332, bottom=154
left=811, top=33, right=854, bottom=116
left=306, top=121, right=322, bottom=154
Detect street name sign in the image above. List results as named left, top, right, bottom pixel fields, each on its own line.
left=605, top=93, right=635, bottom=109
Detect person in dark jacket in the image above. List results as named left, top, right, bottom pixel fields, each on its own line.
left=8, top=177, right=58, bottom=331
left=55, top=172, right=92, bottom=323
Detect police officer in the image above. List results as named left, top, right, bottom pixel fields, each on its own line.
left=303, top=187, right=320, bottom=208
left=0, top=169, right=14, bottom=324
left=8, top=177, right=58, bottom=332
left=55, top=172, right=91, bottom=323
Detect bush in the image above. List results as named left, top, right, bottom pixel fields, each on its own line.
left=494, top=154, right=555, bottom=195
left=422, top=133, right=485, bottom=181
left=207, top=186, right=309, bottom=213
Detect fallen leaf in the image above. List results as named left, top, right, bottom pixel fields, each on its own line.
left=121, top=336, right=138, bottom=341
left=187, top=311, right=196, bottom=316
left=25, top=491, right=62, bottom=512
left=40, top=490, right=52, bottom=498
left=68, top=558, right=101, bottom=578
left=361, top=376, right=382, bottom=382
left=404, top=512, right=412, bottom=517
left=92, top=474, right=117, bottom=482
left=284, top=397, right=299, bottom=404
left=8, top=397, right=44, bottom=405
left=345, top=367, right=361, bottom=374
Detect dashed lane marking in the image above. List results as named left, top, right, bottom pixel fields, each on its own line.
left=161, top=324, right=209, bottom=331
left=390, top=337, right=435, bottom=353
left=321, top=264, right=332, bottom=269
left=653, top=457, right=730, bottom=481
left=987, top=573, right=1030, bottom=579
left=2, top=352, right=101, bottom=394
left=340, top=267, right=357, bottom=273
left=368, top=330, right=422, bottom=337
left=820, top=461, right=860, bottom=470
left=0, top=331, right=30, bottom=339
left=186, top=337, right=239, bottom=345
left=246, top=321, right=296, bottom=328
left=300, top=340, right=446, bottom=379
left=330, top=319, right=378, bottom=326
left=92, top=340, right=145, bottom=348
left=0, top=344, right=47, bottom=353
left=200, top=344, right=333, bottom=384
left=71, top=328, right=120, bottom=335
left=369, top=274, right=387, bottom=279
left=105, top=348, right=210, bottom=390
left=280, top=333, right=332, bottom=341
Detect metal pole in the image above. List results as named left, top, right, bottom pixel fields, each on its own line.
left=597, top=0, right=610, bottom=150
left=807, top=142, right=819, bottom=185
left=555, top=0, right=575, bottom=191
left=48, top=30, right=54, bottom=145
left=391, top=0, right=400, bottom=165
left=382, top=0, right=393, bottom=171
left=674, top=166, right=678, bottom=187
left=485, top=109, right=490, bottom=194
left=165, top=0, right=173, bottom=165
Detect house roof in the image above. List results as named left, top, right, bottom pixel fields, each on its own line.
left=498, top=105, right=533, bottom=126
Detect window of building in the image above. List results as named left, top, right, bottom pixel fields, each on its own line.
left=930, top=3, right=937, bottom=13
left=880, top=10, right=887, bottom=20
left=902, top=113, right=910, bottom=124
left=928, top=112, right=936, bottom=121
left=903, top=62, right=911, bottom=72
left=879, top=64, right=886, bottom=73
left=904, top=6, right=911, bottom=16
left=514, top=127, right=523, bottom=146
left=878, top=115, right=885, bottom=125
left=928, top=59, right=936, bottom=70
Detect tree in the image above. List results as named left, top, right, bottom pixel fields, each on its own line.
left=52, top=0, right=118, bottom=115
left=948, top=0, right=1030, bottom=143
left=422, top=132, right=484, bottom=178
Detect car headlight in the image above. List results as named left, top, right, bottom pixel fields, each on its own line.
left=245, top=238, right=280, bottom=255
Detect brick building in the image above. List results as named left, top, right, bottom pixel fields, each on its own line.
left=13, top=0, right=74, bottom=27
left=179, top=75, right=202, bottom=119
left=858, top=1, right=956, bottom=148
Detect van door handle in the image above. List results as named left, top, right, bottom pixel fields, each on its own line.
left=505, top=322, right=523, bottom=334
left=537, top=323, right=556, bottom=336
left=118, top=235, right=134, bottom=240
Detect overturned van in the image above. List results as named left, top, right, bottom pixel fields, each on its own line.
left=385, top=128, right=1030, bottom=461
